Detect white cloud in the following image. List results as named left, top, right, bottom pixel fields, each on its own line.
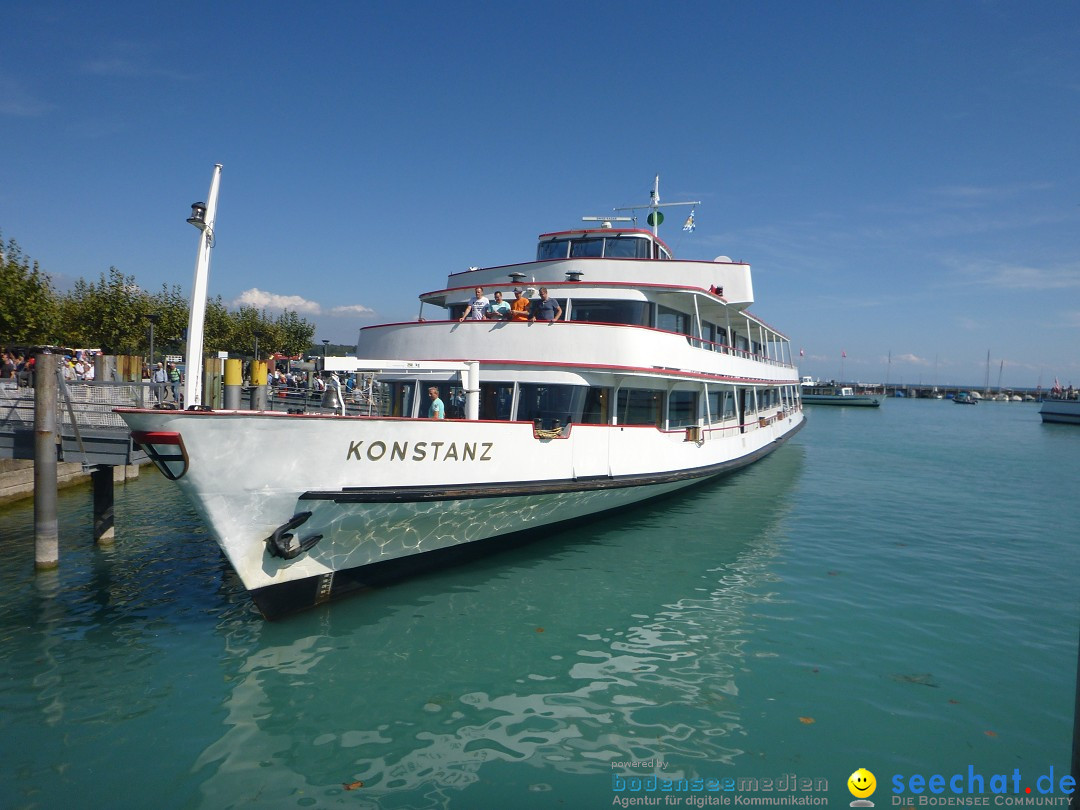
left=232, top=288, right=322, bottom=314
left=949, top=259, right=1080, bottom=291
left=893, top=353, right=931, bottom=366
left=330, top=304, right=376, bottom=317
left=229, top=289, right=377, bottom=319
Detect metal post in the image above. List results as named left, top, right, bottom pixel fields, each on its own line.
left=34, top=349, right=59, bottom=570
left=183, top=163, right=223, bottom=408
left=223, top=358, right=242, bottom=409
left=91, top=466, right=115, bottom=545
left=465, top=361, right=480, bottom=420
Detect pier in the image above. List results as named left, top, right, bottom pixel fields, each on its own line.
left=1, top=352, right=149, bottom=563
left=821, top=381, right=1046, bottom=400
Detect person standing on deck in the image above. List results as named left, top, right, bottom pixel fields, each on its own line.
left=486, top=290, right=510, bottom=320
left=427, top=386, right=445, bottom=419
left=510, top=288, right=531, bottom=321
left=459, top=287, right=488, bottom=322
left=528, top=287, right=562, bottom=322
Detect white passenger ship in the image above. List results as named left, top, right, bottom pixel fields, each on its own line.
left=119, top=179, right=806, bottom=619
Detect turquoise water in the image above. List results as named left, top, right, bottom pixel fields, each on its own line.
left=2, top=399, right=1078, bottom=809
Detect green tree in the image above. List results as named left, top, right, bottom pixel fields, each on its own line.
left=277, top=310, right=317, bottom=358
left=203, top=295, right=233, bottom=355
left=147, top=283, right=193, bottom=361
left=0, top=234, right=59, bottom=344
left=60, top=267, right=152, bottom=354
left=228, top=305, right=281, bottom=358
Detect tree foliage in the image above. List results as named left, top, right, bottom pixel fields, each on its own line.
left=0, top=234, right=59, bottom=344
left=0, top=230, right=318, bottom=359
left=60, top=267, right=149, bottom=354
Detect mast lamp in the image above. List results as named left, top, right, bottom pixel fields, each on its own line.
left=187, top=202, right=208, bottom=230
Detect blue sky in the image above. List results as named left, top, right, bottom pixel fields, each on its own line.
left=2, top=1, right=1077, bottom=389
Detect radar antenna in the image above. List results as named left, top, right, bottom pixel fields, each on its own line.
left=581, top=215, right=633, bottom=229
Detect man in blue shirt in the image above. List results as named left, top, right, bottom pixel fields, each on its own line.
left=427, top=386, right=445, bottom=419
left=529, top=287, right=562, bottom=322
left=486, top=290, right=511, bottom=320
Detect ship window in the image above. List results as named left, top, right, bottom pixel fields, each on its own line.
left=603, top=237, right=650, bottom=259
left=707, top=389, right=736, bottom=422
left=517, top=383, right=589, bottom=429
left=657, top=305, right=692, bottom=336
left=567, top=300, right=650, bottom=326
left=479, top=383, right=514, bottom=421
left=570, top=238, right=604, bottom=257
left=617, top=388, right=661, bottom=426
left=581, top=387, right=610, bottom=424
left=537, top=240, right=570, bottom=260
left=446, top=387, right=467, bottom=419
left=668, top=391, right=697, bottom=428
left=388, top=382, right=415, bottom=417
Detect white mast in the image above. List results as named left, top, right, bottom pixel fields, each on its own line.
left=614, top=174, right=700, bottom=237
left=183, top=163, right=223, bottom=408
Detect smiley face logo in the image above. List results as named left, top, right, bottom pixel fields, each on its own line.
left=848, top=768, right=877, bottom=798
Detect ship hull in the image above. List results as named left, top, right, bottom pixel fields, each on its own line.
left=120, top=408, right=804, bottom=618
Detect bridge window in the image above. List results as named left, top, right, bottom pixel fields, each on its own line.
left=537, top=235, right=654, bottom=261
left=570, top=238, right=604, bottom=257
left=603, top=237, right=651, bottom=258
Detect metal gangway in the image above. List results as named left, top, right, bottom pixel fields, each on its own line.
left=0, top=378, right=149, bottom=467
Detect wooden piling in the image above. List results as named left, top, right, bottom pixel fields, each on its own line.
left=250, top=360, right=268, bottom=410
left=33, top=349, right=59, bottom=570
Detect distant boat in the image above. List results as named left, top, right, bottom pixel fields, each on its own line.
left=1039, top=397, right=1080, bottom=425
left=954, top=391, right=977, bottom=405
left=800, top=379, right=882, bottom=407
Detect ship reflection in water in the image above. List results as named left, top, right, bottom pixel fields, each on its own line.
left=193, top=448, right=804, bottom=806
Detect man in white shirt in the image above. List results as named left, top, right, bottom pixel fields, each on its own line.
left=151, top=362, right=168, bottom=401
left=459, top=287, right=489, bottom=322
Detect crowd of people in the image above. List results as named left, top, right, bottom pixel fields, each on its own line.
left=2, top=349, right=100, bottom=387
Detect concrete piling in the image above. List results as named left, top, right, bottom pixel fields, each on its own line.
left=33, top=349, right=59, bottom=570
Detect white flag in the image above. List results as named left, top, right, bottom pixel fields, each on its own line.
left=682, top=209, right=695, bottom=232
